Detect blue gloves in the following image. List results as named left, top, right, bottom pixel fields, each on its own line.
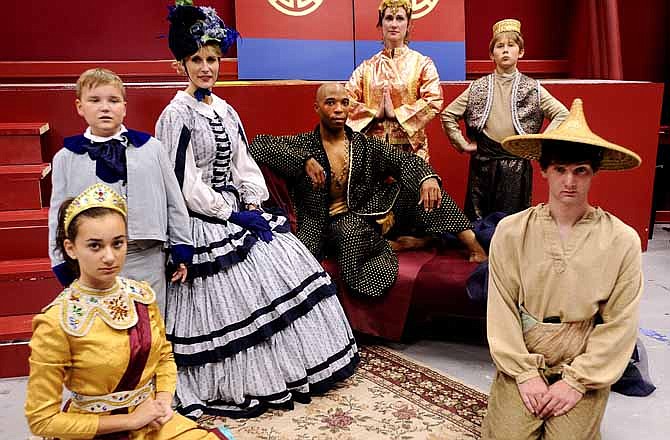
left=228, top=210, right=273, bottom=242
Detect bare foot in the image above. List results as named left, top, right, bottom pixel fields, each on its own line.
left=389, top=236, right=431, bottom=251
left=456, top=230, right=488, bottom=263
left=469, top=251, right=488, bottom=263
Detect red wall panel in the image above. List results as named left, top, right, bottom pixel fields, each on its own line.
left=464, top=0, right=572, bottom=60
left=0, top=0, right=236, bottom=61
left=2, top=1, right=569, bottom=62
left=236, top=0, right=352, bottom=40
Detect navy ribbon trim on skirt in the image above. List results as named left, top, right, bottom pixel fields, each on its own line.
left=169, top=273, right=337, bottom=365
left=177, top=339, right=359, bottom=419
left=176, top=215, right=290, bottom=281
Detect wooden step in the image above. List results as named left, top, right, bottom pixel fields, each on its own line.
left=0, top=340, right=30, bottom=378
left=0, top=313, right=33, bottom=341
left=0, top=258, right=59, bottom=316
left=0, top=122, right=49, bottom=165
left=0, top=313, right=33, bottom=378
left=0, top=163, right=51, bottom=211
left=0, top=208, right=49, bottom=260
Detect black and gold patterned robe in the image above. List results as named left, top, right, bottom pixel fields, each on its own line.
left=250, top=126, right=472, bottom=297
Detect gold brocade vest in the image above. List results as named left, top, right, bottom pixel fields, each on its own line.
left=464, top=72, right=543, bottom=139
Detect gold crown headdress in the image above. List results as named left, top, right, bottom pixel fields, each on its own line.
left=492, top=19, right=521, bottom=38
left=64, top=183, right=128, bottom=232
left=378, top=0, right=412, bottom=14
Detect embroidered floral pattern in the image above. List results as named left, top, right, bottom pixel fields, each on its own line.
left=45, top=277, right=155, bottom=337
left=199, top=346, right=488, bottom=439
left=104, top=296, right=130, bottom=321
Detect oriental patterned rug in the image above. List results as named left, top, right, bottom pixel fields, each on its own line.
left=199, top=345, right=488, bottom=439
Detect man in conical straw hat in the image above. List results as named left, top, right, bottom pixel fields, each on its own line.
left=482, top=98, right=643, bottom=439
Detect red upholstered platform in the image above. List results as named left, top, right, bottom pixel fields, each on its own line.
left=325, top=249, right=483, bottom=341
left=262, top=166, right=483, bottom=341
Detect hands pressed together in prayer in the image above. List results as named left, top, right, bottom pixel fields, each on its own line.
left=419, top=178, right=442, bottom=212
left=376, top=85, right=396, bottom=120
left=518, top=376, right=583, bottom=419
left=131, top=392, right=174, bottom=432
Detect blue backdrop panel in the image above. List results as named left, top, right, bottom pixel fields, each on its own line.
left=238, top=38, right=355, bottom=80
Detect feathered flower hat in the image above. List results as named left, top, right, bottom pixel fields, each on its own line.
left=168, top=0, right=239, bottom=61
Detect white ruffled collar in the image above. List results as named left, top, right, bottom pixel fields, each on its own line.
left=45, top=277, right=155, bottom=337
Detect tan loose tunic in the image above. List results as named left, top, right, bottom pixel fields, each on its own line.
left=486, top=204, right=643, bottom=394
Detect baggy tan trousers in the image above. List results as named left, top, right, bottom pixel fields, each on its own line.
left=481, top=371, right=610, bottom=440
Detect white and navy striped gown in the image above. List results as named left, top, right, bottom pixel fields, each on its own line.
left=156, top=91, right=358, bottom=418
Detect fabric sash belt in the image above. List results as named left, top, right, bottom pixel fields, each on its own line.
left=521, top=307, right=595, bottom=375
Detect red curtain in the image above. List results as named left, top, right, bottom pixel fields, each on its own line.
left=569, top=0, right=624, bottom=79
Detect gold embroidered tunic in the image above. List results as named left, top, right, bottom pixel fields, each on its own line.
left=24, top=278, right=223, bottom=439
left=487, top=205, right=643, bottom=394
left=345, top=45, right=443, bottom=161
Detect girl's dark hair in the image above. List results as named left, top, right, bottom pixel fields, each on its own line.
left=539, top=140, right=604, bottom=172
left=55, top=199, right=127, bottom=277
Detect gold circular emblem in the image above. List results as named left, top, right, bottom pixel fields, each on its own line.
left=267, top=0, right=324, bottom=17
left=412, top=0, right=440, bottom=19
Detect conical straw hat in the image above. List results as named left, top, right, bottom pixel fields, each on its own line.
left=501, top=98, right=641, bottom=170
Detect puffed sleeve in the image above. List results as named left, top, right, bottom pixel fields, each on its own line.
left=486, top=218, right=546, bottom=384
left=149, top=302, right=177, bottom=395
left=48, top=150, right=77, bottom=286
left=345, top=61, right=378, bottom=133
left=155, top=105, right=233, bottom=220
left=561, top=232, right=643, bottom=393
left=227, top=109, right=269, bottom=206
left=440, top=86, right=472, bottom=151
left=393, top=56, right=444, bottom=141
left=25, top=308, right=100, bottom=438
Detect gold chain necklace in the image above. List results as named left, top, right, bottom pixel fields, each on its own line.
left=332, top=137, right=350, bottom=191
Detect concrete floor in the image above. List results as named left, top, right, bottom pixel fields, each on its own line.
left=2, top=226, right=669, bottom=439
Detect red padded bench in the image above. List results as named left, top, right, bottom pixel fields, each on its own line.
left=261, top=166, right=485, bottom=341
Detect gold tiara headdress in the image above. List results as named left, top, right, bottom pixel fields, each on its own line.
left=492, top=19, right=521, bottom=38
left=64, top=183, right=127, bottom=232
left=378, top=0, right=412, bottom=14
